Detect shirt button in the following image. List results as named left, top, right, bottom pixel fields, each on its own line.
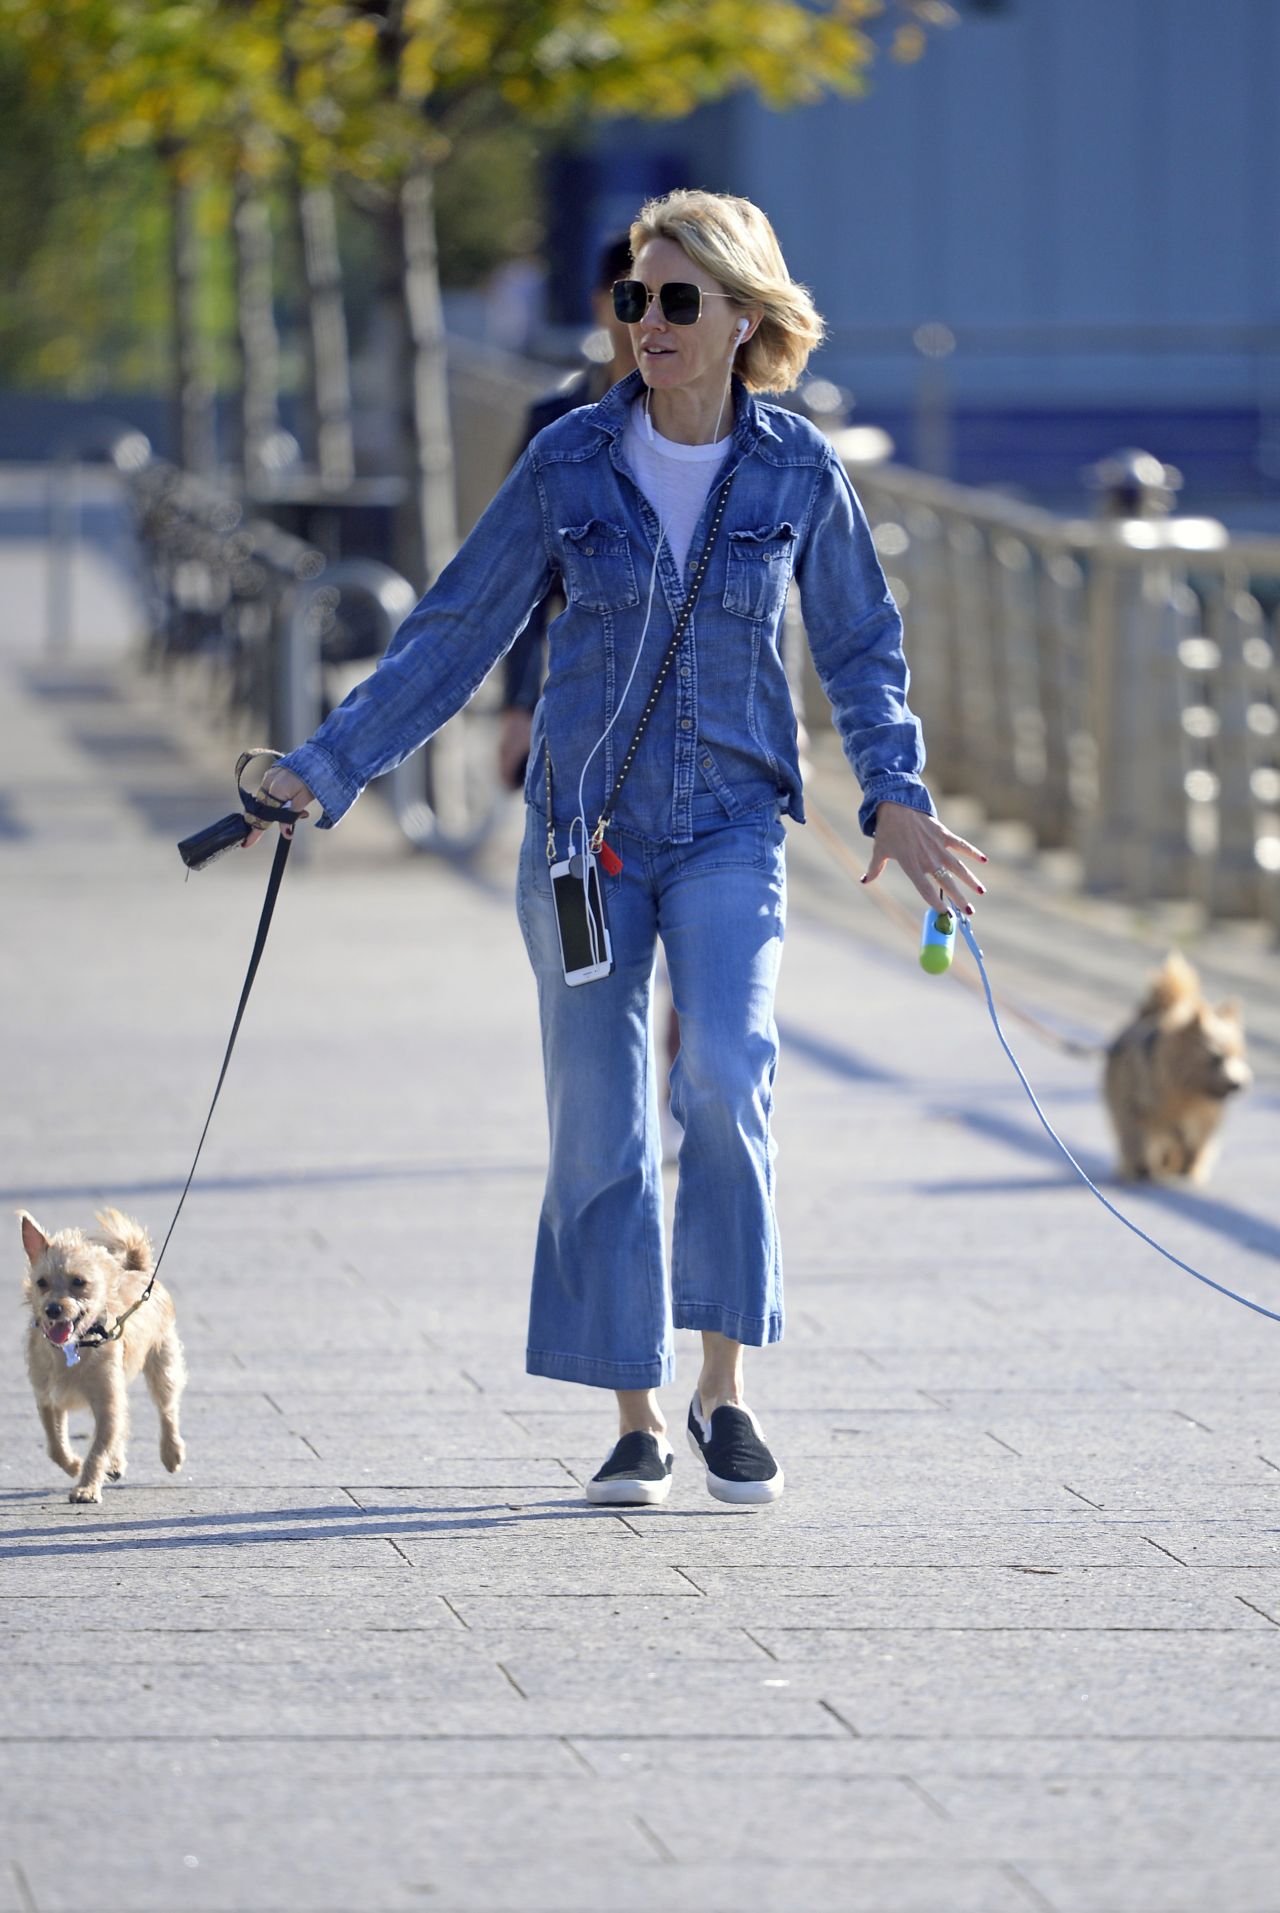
left=681, top=667, right=691, bottom=679
left=583, top=546, right=594, bottom=556
left=681, top=719, right=692, bottom=731
left=701, top=756, right=712, bottom=769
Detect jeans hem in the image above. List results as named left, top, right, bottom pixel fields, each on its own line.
left=671, top=1303, right=784, bottom=1346
left=526, top=1346, right=676, bottom=1390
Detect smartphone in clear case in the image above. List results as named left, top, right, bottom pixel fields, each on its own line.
left=550, top=853, right=613, bottom=985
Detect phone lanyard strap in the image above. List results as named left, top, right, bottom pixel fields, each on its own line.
left=588, top=471, right=735, bottom=854
left=545, top=737, right=556, bottom=864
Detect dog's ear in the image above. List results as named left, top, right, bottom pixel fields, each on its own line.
left=18, top=1212, right=49, bottom=1264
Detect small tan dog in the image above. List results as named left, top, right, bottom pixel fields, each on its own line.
left=1104, top=952, right=1251, bottom=1182
left=21, top=1208, right=187, bottom=1504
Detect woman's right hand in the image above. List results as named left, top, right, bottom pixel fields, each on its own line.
left=242, top=767, right=316, bottom=848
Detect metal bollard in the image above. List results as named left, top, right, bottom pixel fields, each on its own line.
left=276, top=558, right=417, bottom=863
left=46, top=454, right=78, bottom=658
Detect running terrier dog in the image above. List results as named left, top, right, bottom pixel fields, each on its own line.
left=1104, top=953, right=1251, bottom=1183
left=20, top=1209, right=187, bottom=1504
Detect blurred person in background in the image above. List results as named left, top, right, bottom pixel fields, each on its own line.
left=250, top=189, right=984, bottom=1509
left=483, top=220, right=549, bottom=355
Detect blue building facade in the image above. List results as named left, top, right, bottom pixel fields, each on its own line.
left=556, top=0, right=1280, bottom=521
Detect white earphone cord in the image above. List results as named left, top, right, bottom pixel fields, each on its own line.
left=570, top=325, right=745, bottom=961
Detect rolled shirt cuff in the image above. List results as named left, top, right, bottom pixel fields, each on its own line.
left=857, top=775, right=937, bottom=840
left=276, top=740, right=364, bottom=831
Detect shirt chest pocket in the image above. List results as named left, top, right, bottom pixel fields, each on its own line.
left=559, top=520, right=640, bottom=610
left=723, top=523, right=797, bottom=624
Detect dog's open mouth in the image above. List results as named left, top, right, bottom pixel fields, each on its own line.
left=44, top=1319, right=76, bottom=1346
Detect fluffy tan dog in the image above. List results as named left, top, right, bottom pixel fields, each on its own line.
left=1104, top=953, right=1251, bottom=1183
left=20, top=1208, right=186, bottom=1504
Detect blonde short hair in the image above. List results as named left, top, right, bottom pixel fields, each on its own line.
left=629, top=189, right=825, bottom=395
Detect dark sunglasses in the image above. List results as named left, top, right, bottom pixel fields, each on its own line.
left=612, top=279, right=736, bottom=326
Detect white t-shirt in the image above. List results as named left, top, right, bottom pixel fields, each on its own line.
left=622, top=401, right=733, bottom=579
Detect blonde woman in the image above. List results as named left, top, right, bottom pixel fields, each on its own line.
left=253, top=190, right=985, bottom=1506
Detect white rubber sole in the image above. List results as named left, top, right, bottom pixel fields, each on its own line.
left=687, top=1428, right=784, bottom=1505
left=584, top=1471, right=672, bottom=1506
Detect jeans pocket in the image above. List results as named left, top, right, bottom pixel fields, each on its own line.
left=678, top=811, right=782, bottom=877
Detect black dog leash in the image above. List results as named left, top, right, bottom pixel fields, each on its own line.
left=76, top=753, right=302, bottom=1351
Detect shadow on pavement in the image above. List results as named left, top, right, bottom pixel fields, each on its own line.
left=0, top=1496, right=633, bottom=1558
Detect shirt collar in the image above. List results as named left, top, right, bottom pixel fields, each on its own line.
left=591, top=368, right=779, bottom=456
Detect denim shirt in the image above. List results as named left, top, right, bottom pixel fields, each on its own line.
left=281, top=368, right=934, bottom=843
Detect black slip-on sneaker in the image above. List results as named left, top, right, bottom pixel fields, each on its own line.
left=687, top=1393, right=784, bottom=1505
left=585, top=1430, right=674, bottom=1505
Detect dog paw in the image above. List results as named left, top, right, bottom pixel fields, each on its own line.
left=69, top=1482, right=102, bottom=1505
left=161, top=1436, right=185, bottom=1474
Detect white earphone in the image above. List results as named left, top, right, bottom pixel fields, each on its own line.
left=735, top=319, right=749, bottom=343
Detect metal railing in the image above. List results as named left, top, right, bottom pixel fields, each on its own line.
left=834, top=441, right=1280, bottom=940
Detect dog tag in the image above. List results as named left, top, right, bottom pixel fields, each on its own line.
left=62, top=1340, right=80, bottom=1368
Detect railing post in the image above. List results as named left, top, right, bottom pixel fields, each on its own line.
left=1200, top=586, right=1272, bottom=920
left=991, top=533, right=1054, bottom=838
left=1080, top=545, right=1196, bottom=900
left=901, top=505, right=963, bottom=794
left=946, top=518, right=1007, bottom=815
left=1037, top=550, right=1090, bottom=849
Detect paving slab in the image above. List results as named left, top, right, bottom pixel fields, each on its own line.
left=1017, top=1864, right=1280, bottom=1913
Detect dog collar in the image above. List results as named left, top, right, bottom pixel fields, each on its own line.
left=72, top=1318, right=112, bottom=1349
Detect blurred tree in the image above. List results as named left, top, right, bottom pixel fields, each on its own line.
left=1, top=0, right=953, bottom=562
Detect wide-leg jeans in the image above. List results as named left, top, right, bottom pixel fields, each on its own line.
left=516, top=793, right=788, bottom=1390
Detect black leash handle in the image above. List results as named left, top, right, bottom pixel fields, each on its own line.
left=88, top=763, right=300, bottom=1346
left=177, top=748, right=304, bottom=870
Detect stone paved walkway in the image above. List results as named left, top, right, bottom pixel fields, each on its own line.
left=3, top=522, right=1280, bottom=1912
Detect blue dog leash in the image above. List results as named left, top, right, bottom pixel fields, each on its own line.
left=954, top=912, right=1280, bottom=1327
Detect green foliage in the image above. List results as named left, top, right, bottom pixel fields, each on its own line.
left=432, top=111, right=545, bottom=288
left=0, top=0, right=953, bottom=391
left=0, top=42, right=173, bottom=389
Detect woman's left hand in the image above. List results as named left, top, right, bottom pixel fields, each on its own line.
left=861, top=799, right=987, bottom=916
